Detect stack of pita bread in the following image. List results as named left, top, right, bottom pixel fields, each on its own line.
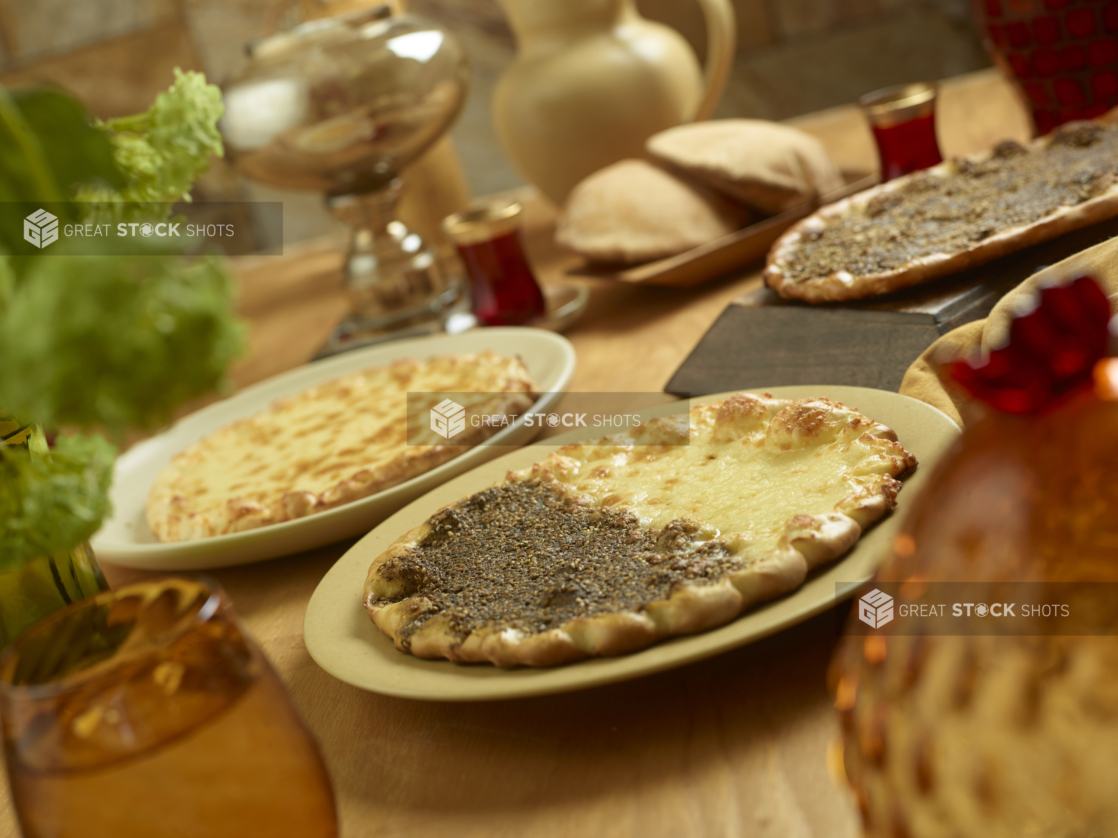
left=556, top=120, right=842, bottom=265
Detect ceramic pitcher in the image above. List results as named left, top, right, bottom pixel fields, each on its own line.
left=493, top=0, right=736, bottom=205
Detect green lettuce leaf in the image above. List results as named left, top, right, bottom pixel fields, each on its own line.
left=0, top=242, right=246, bottom=436
left=79, top=69, right=225, bottom=225
left=12, top=88, right=125, bottom=196
left=0, top=87, right=125, bottom=258
left=0, top=434, right=115, bottom=573
left=0, top=255, right=13, bottom=313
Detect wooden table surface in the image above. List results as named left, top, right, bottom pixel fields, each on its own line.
left=1, top=69, right=1032, bottom=838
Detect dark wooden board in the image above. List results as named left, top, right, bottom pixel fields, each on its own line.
left=665, top=216, right=1118, bottom=397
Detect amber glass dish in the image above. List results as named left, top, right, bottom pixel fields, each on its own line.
left=0, top=578, right=337, bottom=838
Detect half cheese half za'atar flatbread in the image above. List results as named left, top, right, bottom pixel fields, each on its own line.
left=363, top=393, right=917, bottom=667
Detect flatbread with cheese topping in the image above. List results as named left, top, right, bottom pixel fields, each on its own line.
left=147, top=351, right=535, bottom=542
left=363, top=392, right=917, bottom=667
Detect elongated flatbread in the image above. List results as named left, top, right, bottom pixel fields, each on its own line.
left=363, top=392, right=916, bottom=667
left=765, top=120, right=1118, bottom=303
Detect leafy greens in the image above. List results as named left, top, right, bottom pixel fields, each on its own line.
left=0, top=245, right=244, bottom=436
left=79, top=69, right=226, bottom=226
left=0, top=434, right=116, bottom=572
left=0, top=69, right=244, bottom=571
left=0, top=86, right=124, bottom=258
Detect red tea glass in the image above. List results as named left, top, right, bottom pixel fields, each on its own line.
left=859, top=82, right=944, bottom=182
left=443, top=200, right=546, bottom=327
left=0, top=578, right=338, bottom=838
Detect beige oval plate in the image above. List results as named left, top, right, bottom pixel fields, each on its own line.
left=303, top=386, right=959, bottom=701
left=93, top=328, right=576, bottom=571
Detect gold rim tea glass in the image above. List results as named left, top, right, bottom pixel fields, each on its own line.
left=0, top=578, right=338, bottom=838
left=443, top=199, right=546, bottom=327
left=858, top=82, right=943, bottom=182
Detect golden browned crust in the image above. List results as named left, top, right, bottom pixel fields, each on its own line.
left=363, top=393, right=917, bottom=667
left=764, top=121, right=1118, bottom=303
left=147, top=352, right=536, bottom=542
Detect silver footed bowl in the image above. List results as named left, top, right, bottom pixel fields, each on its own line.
left=222, top=8, right=469, bottom=197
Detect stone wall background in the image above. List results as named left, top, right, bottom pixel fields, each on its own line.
left=0, top=0, right=991, bottom=243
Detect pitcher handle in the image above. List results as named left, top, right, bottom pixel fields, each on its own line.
left=690, top=0, right=736, bottom=121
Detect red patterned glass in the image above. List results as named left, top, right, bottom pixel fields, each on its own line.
left=974, top=0, right=1118, bottom=135
left=949, top=274, right=1112, bottom=413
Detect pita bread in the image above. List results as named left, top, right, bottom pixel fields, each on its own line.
left=363, top=392, right=916, bottom=667
left=556, top=159, right=753, bottom=265
left=648, top=120, right=843, bottom=215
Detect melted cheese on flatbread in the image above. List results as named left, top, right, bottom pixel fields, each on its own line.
left=147, top=351, right=534, bottom=541
left=518, top=394, right=912, bottom=558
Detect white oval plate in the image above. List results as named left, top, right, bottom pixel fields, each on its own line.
left=92, top=328, right=576, bottom=571
left=304, top=386, right=960, bottom=702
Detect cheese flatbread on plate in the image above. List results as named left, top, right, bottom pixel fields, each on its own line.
left=765, top=120, right=1118, bottom=302
left=147, top=350, right=535, bottom=542
left=363, top=392, right=917, bottom=667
